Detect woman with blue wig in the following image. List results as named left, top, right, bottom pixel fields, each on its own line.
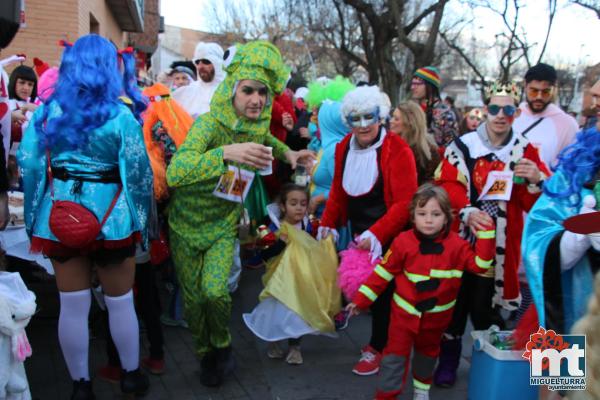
left=17, top=34, right=152, bottom=399
left=518, top=81, right=600, bottom=347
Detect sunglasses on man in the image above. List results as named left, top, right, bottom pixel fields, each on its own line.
left=194, top=59, right=212, bottom=66
left=487, top=104, right=517, bottom=117
left=526, top=86, right=553, bottom=100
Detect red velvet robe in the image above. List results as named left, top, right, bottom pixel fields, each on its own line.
left=320, top=132, right=418, bottom=247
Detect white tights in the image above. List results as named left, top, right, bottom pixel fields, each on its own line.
left=58, top=289, right=140, bottom=380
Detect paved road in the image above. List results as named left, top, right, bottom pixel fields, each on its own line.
left=24, top=266, right=474, bottom=399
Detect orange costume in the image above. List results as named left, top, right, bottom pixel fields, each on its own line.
left=142, top=83, right=193, bottom=200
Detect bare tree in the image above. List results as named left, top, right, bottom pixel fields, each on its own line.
left=205, top=0, right=328, bottom=79
left=441, top=0, right=557, bottom=85
left=570, top=0, right=600, bottom=17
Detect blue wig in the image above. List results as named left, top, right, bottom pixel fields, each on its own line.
left=35, top=34, right=142, bottom=149
left=544, top=127, right=600, bottom=205
left=119, top=49, right=147, bottom=124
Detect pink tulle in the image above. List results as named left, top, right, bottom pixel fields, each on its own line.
left=337, top=245, right=380, bottom=301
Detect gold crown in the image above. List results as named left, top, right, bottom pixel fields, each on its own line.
left=485, top=81, right=521, bottom=103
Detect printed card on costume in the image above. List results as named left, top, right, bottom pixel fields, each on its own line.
left=213, top=165, right=255, bottom=203
left=478, top=171, right=514, bottom=201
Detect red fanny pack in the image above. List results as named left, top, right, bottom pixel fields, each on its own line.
left=46, top=150, right=122, bottom=249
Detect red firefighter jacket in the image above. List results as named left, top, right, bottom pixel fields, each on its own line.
left=353, top=228, right=495, bottom=332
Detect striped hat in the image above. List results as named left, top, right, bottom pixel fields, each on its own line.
left=414, top=66, right=441, bottom=89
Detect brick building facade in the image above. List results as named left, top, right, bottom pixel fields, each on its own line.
left=3, top=0, right=158, bottom=71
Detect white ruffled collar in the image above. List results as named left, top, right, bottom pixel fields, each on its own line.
left=349, top=128, right=387, bottom=152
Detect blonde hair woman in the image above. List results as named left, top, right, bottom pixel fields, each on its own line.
left=390, top=101, right=441, bottom=185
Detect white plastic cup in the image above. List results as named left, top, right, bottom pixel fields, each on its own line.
left=258, top=146, right=273, bottom=176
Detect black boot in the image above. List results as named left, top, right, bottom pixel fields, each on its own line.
left=120, top=368, right=149, bottom=397
left=199, top=351, right=221, bottom=387
left=216, top=346, right=236, bottom=378
left=71, top=379, right=95, bottom=400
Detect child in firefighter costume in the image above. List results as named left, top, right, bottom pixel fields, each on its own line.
left=166, top=41, right=314, bottom=387
left=432, top=81, right=551, bottom=387
left=346, top=184, right=495, bottom=400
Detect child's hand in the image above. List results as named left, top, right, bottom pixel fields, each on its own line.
left=279, top=233, right=288, bottom=243
left=282, top=112, right=294, bottom=131
left=345, top=302, right=361, bottom=316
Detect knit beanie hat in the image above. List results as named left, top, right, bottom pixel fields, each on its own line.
left=414, top=66, right=441, bottom=89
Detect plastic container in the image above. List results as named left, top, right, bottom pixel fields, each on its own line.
left=294, top=165, right=309, bottom=186
left=468, top=330, right=538, bottom=400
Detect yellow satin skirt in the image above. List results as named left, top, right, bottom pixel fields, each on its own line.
left=259, top=222, right=341, bottom=334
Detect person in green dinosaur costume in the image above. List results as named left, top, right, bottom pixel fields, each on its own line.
left=166, top=41, right=314, bottom=387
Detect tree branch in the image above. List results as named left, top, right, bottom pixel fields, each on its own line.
left=440, top=30, right=487, bottom=86
left=570, top=0, right=600, bottom=18
left=536, top=0, right=557, bottom=63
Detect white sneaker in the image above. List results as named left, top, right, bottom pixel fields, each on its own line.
left=413, top=388, right=429, bottom=400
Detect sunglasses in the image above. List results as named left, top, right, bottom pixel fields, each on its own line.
left=526, top=86, right=553, bottom=99
left=194, top=59, right=212, bottom=66
left=411, top=79, right=425, bottom=87
left=487, top=104, right=517, bottom=117
left=468, top=115, right=482, bottom=121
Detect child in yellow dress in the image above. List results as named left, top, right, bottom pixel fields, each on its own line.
left=243, top=183, right=340, bottom=365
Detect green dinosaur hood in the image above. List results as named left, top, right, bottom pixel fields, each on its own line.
left=209, top=41, right=291, bottom=136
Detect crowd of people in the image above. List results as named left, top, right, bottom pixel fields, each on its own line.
left=0, top=13, right=599, bottom=400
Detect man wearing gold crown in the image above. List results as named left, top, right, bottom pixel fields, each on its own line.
left=432, top=81, right=551, bottom=387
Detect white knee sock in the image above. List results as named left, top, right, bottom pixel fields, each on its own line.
left=58, top=289, right=92, bottom=381
left=104, top=290, right=140, bottom=371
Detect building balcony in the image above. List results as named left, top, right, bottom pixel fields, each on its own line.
left=106, top=0, right=145, bottom=32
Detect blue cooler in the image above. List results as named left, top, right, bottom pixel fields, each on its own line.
left=468, top=330, right=538, bottom=400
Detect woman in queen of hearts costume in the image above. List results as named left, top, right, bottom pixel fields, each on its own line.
left=318, top=85, right=418, bottom=376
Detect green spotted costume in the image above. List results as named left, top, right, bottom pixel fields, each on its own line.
left=166, top=41, right=291, bottom=355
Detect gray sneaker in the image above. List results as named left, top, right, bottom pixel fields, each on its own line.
left=160, top=314, right=189, bottom=328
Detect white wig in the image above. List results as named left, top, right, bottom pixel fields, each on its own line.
left=340, top=86, right=390, bottom=127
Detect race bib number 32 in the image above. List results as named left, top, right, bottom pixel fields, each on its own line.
left=478, top=171, right=514, bottom=201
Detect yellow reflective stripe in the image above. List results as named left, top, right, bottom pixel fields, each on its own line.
left=430, top=300, right=456, bottom=313
left=475, top=256, right=493, bottom=269
left=477, top=230, right=496, bottom=239
left=358, top=285, right=378, bottom=302
left=430, top=269, right=463, bottom=279
left=374, top=265, right=394, bottom=282
left=413, top=379, right=431, bottom=391
left=404, top=271, right=430, bottom=283
left=393, top=293, right=422, bottom=317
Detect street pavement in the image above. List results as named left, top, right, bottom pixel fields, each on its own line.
left=24, top=265, right=474, bottom=400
